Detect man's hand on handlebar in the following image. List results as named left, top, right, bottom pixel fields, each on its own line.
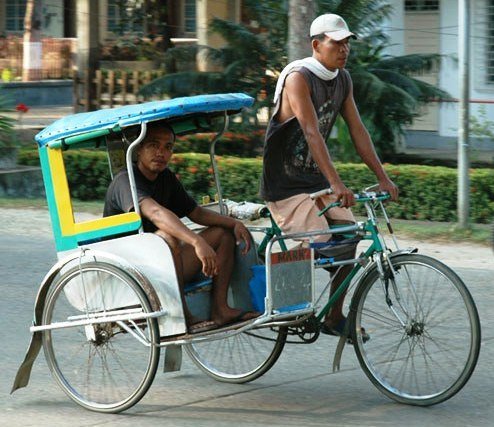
left=330, top=181, right=355, bottom=208
left=377, top=177, right=399, bottom=201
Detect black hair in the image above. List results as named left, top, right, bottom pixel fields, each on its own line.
left=121, top=120, right=176, bottom=145
left=146, top=121, right=176, bottom=143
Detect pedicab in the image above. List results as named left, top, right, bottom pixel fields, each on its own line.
left=11, top=93, right=481, bottom=413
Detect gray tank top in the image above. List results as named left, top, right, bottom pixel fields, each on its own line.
left=260, top=67, right=351, bottom=201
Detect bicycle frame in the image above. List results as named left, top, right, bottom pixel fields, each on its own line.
left=260, top=193, right=398, bottom=325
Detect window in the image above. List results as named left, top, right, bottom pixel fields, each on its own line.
left=405, top=0, right=439, bottom=11
left=184, top=0, right=196, bottom=34
left=107, top=0, right=120, bottom=33
left=474, top=0, right=494, bottom=89
left=488, top=0, right=494, bottom=83
left=6, top=0, right=27, bottom=32
left=107, top=0, right=145, bottom=35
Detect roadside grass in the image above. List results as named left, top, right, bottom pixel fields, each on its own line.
left=388, top=219, right=491, bottom=246
left=0, top=197, right=104, bottom=215
left=0, top=197, right=490, bottom=246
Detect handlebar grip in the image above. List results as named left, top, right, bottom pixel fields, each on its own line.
left=309, top=188, right=333, bottom=200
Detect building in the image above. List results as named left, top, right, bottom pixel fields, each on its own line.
left=385, top=0, right=494, bottom=156
left=1, top=0, right=492, bottom=156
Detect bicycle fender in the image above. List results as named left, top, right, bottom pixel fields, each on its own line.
left=332, top=336, right=347, bottom=372
left=11, top=252, right=83, bottom=394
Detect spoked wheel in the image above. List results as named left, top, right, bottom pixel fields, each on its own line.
left=42, top=262, right=161, bottom=413
left=185, top=325, right=287, bottom=383
left=350, top=254, right=481, bottom=406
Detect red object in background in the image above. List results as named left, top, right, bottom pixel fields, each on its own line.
left=15, top=103, right=29, bottom=113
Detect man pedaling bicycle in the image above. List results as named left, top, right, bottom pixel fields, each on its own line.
left=260, top=13, right=399, bottom=340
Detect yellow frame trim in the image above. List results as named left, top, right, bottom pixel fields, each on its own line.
left=47, top=147, right=140, bottom=237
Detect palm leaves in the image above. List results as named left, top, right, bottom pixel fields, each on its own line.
left=0, top=92, right=15, bottom=148
left=140, top=0, right=450, bottom=159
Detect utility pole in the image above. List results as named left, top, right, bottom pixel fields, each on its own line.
left=457, top=0, right=470, bottom=228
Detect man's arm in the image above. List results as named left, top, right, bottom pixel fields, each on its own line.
left=188, top=206, right=251, bottom=254
left=140, top=197, right=219, bottom=277
left=340, top=83, right=398, bottom=200
left=283, top=72, right=355, bottom=207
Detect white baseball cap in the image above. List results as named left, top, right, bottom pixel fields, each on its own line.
left=310, top=14, right=356, bottom=41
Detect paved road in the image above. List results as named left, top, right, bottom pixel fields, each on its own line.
left=0, top=208, right=493, bottom=427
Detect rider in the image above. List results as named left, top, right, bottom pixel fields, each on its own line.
left=260, top=13, right=399, bottom=338
left=104, top=122, right=259, bottom=333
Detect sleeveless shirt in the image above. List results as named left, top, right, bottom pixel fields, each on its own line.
left=260, top=67, right=351, bottom=201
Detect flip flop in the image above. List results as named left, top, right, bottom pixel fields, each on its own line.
left=219, top=310, right=260, bottom=327
left=189, top=319, right=218, bottom=334
left=320, top=318, right=370, bottom=344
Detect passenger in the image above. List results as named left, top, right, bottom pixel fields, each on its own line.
left=260, top=14, right=399, bottom=339
left=104, top=122, right=259, bottom=333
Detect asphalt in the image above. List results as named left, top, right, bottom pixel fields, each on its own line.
left=0, top=206, right=493, bottom=427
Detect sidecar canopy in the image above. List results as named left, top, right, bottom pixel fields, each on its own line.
left=35, top=93, right=254, bottom=148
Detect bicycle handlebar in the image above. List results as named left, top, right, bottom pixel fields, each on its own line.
left=316, top=190, right=390, bottom=216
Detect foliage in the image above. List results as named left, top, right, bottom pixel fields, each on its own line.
left=318, top=0, right=451, bottom=159
left=174, top=131, right=264, bottom=157
left=140, top=0, right=451, bottom=160
left=100, top=36, right=165, bottom=61
left=18, top=148, right=494, bottom=223
left=0, top=90, right=15, bottom=148
left=469, top=105, right=494, bottom=140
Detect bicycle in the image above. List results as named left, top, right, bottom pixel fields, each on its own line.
left=11, top=93, right=481, bottom=412
left=188, top=187, right=482, bottom=407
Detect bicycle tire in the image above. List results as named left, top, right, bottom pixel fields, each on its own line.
left=185, top=325, right=287, bottom=383
left=42, top=262, right=161, bottom=413
left=350, top=253, right=481, bottom=406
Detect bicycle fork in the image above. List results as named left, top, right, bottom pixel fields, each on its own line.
left=376, top=253, right=408, bottom=328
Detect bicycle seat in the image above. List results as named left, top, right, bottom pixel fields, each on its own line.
left=310, top=235, right=362, bottom=261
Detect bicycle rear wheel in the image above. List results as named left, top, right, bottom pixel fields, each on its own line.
left=351, top=253, right=480, bottom=406
left=42, top=262, right=161, bottom=413
left=185, top=325, right=287, bottom=383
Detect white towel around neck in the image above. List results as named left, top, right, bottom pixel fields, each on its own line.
left=273, top=57, right=339, bottom=104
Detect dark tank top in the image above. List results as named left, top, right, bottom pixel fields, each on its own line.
left=260, top=67, right=351, bottom=201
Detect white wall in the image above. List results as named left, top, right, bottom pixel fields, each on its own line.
left=438, top=0, right=459, bottom=137
left=439, top=0, right=494, bottom=137
left=42, top=0, right=65, bottom=38
left=383, top=0, right=405, bottom=57
left=388, top=0, right=494, bottom=138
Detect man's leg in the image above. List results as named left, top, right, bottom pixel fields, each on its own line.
left=190, top=226, right=257, bottom=326
left=158, top=227, right=257, bottom=327
left=155, top=230, right=201, bottom=326
left=322, top=235, right=356, bottom=328
left=268, top=194, right=357, bottom=330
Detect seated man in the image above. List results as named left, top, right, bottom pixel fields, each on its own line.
left=104, top=122, right=258, bottom=333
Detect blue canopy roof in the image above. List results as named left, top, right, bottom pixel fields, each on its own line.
left=35, top=93, right=254, bottom=147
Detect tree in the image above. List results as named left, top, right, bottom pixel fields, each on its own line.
left=140, top=0, right=450, bottom=159
left=287, top=0, right=316, bottom=62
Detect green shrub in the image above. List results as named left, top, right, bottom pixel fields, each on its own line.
left=175, top=131, right=264, bottom=157
left=18, top=148, right=494, bottom=223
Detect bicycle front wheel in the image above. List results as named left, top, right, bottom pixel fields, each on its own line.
left=351, top=253, right=480, bottom=406
left=42, top=262, right=161, bottom=413
left=185, top=325, right=287, bottom=383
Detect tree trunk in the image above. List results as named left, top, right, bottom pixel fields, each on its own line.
left=22, top=0, right=43, bottom=81
left=287, top=0, right=316, bottom=62
left=76, top=0, right=100, bottom=112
